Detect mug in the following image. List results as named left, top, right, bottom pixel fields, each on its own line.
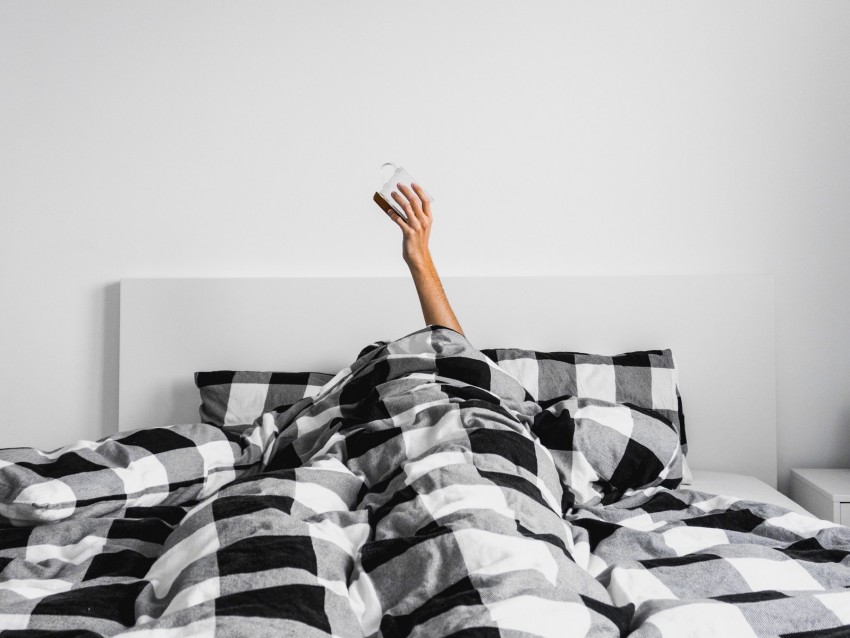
left=374, top=162, right=434, bottom=222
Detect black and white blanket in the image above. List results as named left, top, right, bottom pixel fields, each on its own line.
left=1, top=326, right=850, bottom=637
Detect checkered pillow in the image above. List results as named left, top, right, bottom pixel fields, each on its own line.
left=481, top=348, right=687, bottom=455
left=533, top=396, right=684, bottom=507
left=194, top=371, right=335, bottom=428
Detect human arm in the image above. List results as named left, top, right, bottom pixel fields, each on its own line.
left=380, top=182, right=464, bottom=336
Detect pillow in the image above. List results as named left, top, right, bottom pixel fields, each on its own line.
left=0, top=422, right=271, bottom=526
left=481, top=347, right=691, bottom=481
left=194, top=371, right=335, bottom=428
left=532, top=396, right=684, bottom=507
left=194, top=347, right=692, bottom=482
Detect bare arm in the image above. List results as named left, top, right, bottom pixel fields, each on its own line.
left=380, top=181, right=464, bottom=336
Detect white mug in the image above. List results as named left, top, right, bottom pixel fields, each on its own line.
left=375, top=162, right=434, bottom=221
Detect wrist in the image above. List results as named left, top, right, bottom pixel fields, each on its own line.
left=405, top=252, right=434, bottom=275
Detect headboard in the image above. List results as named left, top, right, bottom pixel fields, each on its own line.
left=119, top=276, right=777, bottom=485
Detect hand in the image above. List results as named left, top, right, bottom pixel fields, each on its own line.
left=384, top=182, right=433, bottom=269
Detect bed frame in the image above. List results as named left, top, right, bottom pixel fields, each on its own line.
left=119, top=276, right=777, bottom=486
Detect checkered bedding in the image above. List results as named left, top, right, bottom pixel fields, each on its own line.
left=2, top=326, right=850, bottom=636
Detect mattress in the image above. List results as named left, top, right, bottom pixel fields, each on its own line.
left=689, top=469, right=812, bottom=516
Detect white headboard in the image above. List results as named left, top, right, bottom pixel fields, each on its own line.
left=119, top=276, right=777, bottom=486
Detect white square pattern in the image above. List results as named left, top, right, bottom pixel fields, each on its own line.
left=223, top=383, right=269, bottom=426
left=495, top=357, right=540, bottom=400
left=650, top=367, right=678, bottom=411
left=647, top=602, right=757, bottom=638
left=575, top=363, right=617, bottom=403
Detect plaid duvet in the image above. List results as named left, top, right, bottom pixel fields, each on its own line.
left=1, top=326, right=850, bottom=637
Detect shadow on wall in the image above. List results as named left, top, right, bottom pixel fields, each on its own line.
left=101, top=282, right=203, bottom=435
left=101, top=282, right=120, bottom=439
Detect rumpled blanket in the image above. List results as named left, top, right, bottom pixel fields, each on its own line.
left=1, top=326, right=849, bottom=637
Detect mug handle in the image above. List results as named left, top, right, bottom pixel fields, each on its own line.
left=379, top=162, right=397, bottom=187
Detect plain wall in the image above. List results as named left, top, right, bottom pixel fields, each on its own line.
left=1, top=1, right=848, bottom=493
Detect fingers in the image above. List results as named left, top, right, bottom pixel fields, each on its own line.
left=375, top=191, right=409, bottom=230
left=385, top=208, right=407, bottom=230
left=395, top=183, right=430, bottom=226
left=410, top=183, right=432, bottom=218
left=392, top=190, right=419, bottom=228
left=379, top=182, right=432, bottom=235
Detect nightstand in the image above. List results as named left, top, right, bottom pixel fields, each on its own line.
left=789, top=469, right=850, bottom=524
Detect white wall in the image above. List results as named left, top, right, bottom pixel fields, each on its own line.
left=1, top=1, right=848, bottom=492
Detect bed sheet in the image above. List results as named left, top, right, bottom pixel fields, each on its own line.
left=689, top=470, right=812, bottom=516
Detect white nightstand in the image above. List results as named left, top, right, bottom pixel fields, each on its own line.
left=790, top=469, right=850, bottom=524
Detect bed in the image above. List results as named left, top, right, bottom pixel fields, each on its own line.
left=2, top=276, right=849, bottom=637
left=689, top=471, right=809, bottom=516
